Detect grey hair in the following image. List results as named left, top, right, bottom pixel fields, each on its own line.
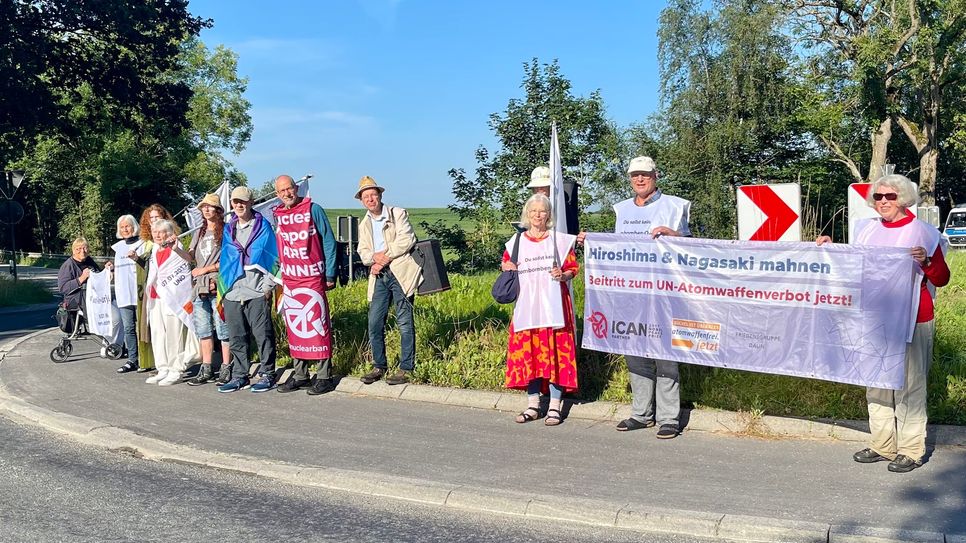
left=519, top=193, right=554, bottom=229
left=150, top=219, right=176, bottom=235
left=115, top=215, right=139, bottom=239
left=71, top=237, right=88, bottom=250
left=866, top=174, right=918, bottom=209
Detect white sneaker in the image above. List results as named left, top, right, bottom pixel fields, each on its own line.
left=158, top=372, right=181, bottom=386
left=145, top=369, right=169, bottom=384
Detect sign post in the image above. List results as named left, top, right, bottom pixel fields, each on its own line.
left=0, top=171, right=25, bottom=280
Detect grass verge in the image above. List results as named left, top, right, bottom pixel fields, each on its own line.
left=303, top=251, right=966, bottom=424
left=0, top=275, right=54, bottom=307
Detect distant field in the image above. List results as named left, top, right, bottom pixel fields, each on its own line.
left=325, top=207, right=479, bottom=241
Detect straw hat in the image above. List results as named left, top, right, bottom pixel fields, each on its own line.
left=196, top=193, right=224, bottom=211
left=354, top=175, right=386, bottom=199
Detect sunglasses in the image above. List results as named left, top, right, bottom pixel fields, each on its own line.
left=872, top=193, right=898, bottom=201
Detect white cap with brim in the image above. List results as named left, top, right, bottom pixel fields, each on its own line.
left=627, top=156, right=657, bottom=174
left=527, top=165, right=551, bottom=188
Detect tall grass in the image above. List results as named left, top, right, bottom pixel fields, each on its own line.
left=0, top=276, right=54, bottom=306
left=279, top=251, right=966, bottom=424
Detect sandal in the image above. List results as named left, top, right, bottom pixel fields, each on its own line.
left=515, top=407, right=540, bottom=424
left=616, top=418, right=654, bottom=431
left=544, top=409, right=563, bottom=426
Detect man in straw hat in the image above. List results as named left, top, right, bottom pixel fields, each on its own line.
left=272, top=174, right=339, bottom=396
left=355, top=175, right=423, bottom=385
left=578, top=156, right=691, bottom=439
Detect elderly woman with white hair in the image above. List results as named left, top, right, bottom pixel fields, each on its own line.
left=501, top=193, right=579, bottom=426
left=111, top=215, right=149, bottom=373
left=817, top=174, right=950, bottom=473
left=142, top=219, right=200, bottom=386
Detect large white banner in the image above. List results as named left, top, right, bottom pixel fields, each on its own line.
left=582, top=234, right=918, bottom=390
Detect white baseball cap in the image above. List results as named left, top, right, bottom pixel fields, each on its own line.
left=627, top=156, right=657, bottom=174
left=527, top=165, right=551, bottom=188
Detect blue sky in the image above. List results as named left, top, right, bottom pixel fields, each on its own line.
left=190, top=0, right=668, bottom=208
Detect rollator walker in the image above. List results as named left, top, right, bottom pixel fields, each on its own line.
left=50, top=286, right=125, bottom=363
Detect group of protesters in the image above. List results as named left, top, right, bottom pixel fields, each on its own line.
left=502, top=156, right=949, bottom=475
left=57, top=174, right=420, bottom=397
left=57, top=156, right=951, bottom=474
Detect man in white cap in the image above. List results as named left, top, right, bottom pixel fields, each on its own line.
left=528, top=165, right=551, bottom=198
left=355, top=175, right=423, bottom=385
left=578, top=156, right=691, bottom=438
left=217, top=185, right=280, bottom=393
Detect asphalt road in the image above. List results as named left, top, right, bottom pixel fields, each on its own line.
left=0, top=416, right=707, bottom=543
left=0, top=305, right=56, bottom=343
left=0, top=265, right=60, bottom=343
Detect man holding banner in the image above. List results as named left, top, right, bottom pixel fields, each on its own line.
left=272, top=174, right=339, bottom=396
left=579, top=156, right=691, bottom=439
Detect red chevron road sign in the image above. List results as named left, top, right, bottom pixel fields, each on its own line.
left=737, top=184, right=801, bottom=241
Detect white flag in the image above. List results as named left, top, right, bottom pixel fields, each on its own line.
left=549, top=123, right=568, bottom=236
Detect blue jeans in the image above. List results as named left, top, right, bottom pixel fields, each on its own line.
left=118, top=305, right=138, bottom=365
left=368, top=271, right=415, bottom=371
left=192, top=295, right=228, bottom=341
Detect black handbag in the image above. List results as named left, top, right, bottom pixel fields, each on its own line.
left=491, top=233, right=522, bottom=304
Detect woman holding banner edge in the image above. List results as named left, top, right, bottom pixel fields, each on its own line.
left=502, top=194, right=579, bottom=426
left=142, top=219, right=200, bottom=386
left=817, top=173, right=950, bottom=473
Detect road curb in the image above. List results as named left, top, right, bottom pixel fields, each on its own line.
left=0, top=379, right=959, bottom=542
left=1, top=329, right=964, bottom=542
left=8, top=327, right=966, bottom=447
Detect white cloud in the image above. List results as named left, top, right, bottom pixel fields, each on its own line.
left=252, top=108, right=378, bottom=131
left=231, top=38, right=341, bottom=65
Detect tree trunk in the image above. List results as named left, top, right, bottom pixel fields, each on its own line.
left=919, top=147, right=939, bottom=206
left=868, top=117, right=892, bottom=181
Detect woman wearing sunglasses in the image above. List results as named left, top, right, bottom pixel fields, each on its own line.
left=817, top=173, right=950, bottom=473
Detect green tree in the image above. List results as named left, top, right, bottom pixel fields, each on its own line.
left=10, top=39, right=252, bottom=253
left=436, top=59, right=621, bottom=272
left=789, top=0, right=966, bottom=203
left=0, top=0, right=209, bottom=165
left=655, top=0, right=830, bottom=239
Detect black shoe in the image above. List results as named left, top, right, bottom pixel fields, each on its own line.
left=215, top=364, right=231, bottom=385
left=853, top=448, right=889, bottom=464
left=385, top=370, right=410, bottom=386
left=307, top=378, right=336, bottom=396
left=360, top=368, right=386, bottom=385
left=656, top=424, right=680, bottom=439
left=887, top=454, right=921, bottom=473
left=616, top=418, right=654, bottom=431
left=116, top=361, right=138, bottom=374
left=187, top=365, right=214, bottom=386
left=277, top=377, right=311, bottom=393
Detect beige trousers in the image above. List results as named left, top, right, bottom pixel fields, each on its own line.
left=866, top=320, right=934, bottom=462
left=149, top=301, right=191, bottom=374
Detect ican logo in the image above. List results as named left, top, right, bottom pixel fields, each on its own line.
left=587, top=311, right=662, bottom=340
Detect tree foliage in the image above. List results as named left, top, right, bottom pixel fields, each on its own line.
left=5, top=36, right=251, bottom=254
left=435, top=59, right=622, bottom=272
left=0, top=0, right=210, bottom=164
